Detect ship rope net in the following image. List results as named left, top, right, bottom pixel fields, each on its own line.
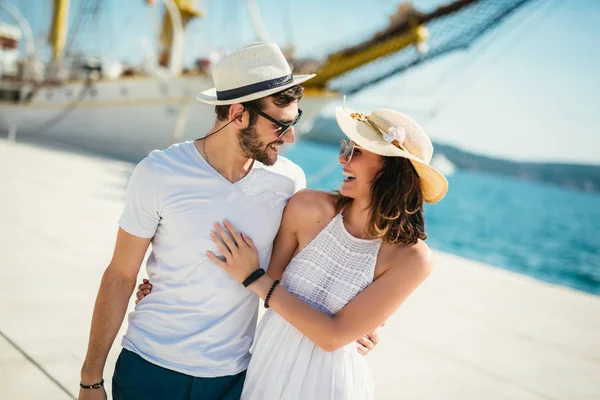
left=297, top=0, right=539, bottom=95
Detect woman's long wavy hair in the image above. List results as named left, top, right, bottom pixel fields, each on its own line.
left=334, top=156, right=426, bottom=245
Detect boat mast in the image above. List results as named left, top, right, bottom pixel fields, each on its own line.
left=246, top=0, right=270, bottom=42
left=246, top=0, right=295, bottom=58
left=49, top=0, right=70, bottom=62
left=148, top=0, right=203, bottom=75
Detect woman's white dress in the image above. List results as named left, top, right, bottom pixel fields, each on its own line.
left=241, top=213, right=382, bottom=400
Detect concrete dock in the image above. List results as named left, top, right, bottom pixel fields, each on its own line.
left=1, top=138, right=599, bottom=399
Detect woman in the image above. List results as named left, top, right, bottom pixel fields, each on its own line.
left=138, top=106, right=448, bottom=399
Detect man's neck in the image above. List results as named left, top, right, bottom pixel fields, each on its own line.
left=195, top=124, right=254, bottom=184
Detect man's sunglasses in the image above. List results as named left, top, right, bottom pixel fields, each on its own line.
left=246, top=106, right=303, bottom=138
left=339, top=139, right=357, bottom=164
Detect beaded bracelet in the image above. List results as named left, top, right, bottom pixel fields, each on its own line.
left=264, top=280, right=280, bottom=308
left=79, top=379, right=104, bottom=389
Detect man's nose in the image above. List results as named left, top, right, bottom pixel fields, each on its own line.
left=281, top=127, right=295, bottom=144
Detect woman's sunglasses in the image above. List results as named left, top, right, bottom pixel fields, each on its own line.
left=339, top=139, right=356, bottom=164
left=247, top=106, right=303, bottom=138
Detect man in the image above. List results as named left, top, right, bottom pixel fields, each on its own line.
left=79, top=43, right=377, bottom=400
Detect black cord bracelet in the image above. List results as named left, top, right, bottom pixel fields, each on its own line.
left=242, top=268, right=265, bottom=287
left=264, top=280, right=280, bottom=308
left=79, top=379, right=104, bottom=389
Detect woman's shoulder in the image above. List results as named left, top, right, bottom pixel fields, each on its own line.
left=285, top=190, right=338, bottom=231
left=287, top=189, right=337, bottom=216
left=378, top=239, right=434, bottom=279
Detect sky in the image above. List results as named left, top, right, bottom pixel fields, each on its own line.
left=3, top=0, right=600, bottom=164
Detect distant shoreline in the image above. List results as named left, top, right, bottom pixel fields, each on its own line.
left=433, top=142, right=600, bottom=194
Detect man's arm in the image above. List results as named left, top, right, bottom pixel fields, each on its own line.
left=79, top=228, right=151, bottom=390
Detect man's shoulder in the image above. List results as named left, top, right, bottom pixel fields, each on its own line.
left=146, top=141, right=194, bottom=165
left=262, top=155, right=304, bottom=179
left=136, top=142, right=203, bottom=180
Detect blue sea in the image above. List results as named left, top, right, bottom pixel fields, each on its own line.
left=285, top=141, right=600, bottom=295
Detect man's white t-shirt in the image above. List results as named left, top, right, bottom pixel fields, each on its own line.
left=118, top=141, right=305, bottom=377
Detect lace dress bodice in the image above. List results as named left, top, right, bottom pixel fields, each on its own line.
left=242, top=213, right=380, bottom=399
left=281, top=213, right=382, bottom=316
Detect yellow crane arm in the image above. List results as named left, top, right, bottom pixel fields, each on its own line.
left=301, top=0, right=479, bottom=91
left=304, top=25, right=428, bottom=89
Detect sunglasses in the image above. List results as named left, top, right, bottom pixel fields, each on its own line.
left=247, top=106, right=303, bottom=138
left=339, top=139, right=357, bottom=164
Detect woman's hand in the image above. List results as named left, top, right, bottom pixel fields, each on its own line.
left=135, top=279, right=153, bottom=304
left=206, top=220, right=260, bottom=283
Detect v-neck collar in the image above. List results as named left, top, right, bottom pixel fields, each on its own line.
left=190, top=141, right=261, bottom=186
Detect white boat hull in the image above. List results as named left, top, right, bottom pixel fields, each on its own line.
left=0, top=76, right=334, bottom=161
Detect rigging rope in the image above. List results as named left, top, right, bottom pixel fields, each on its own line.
left=299, top=0, right=539, bottom=95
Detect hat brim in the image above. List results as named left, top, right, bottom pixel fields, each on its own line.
left=335, top=106, right=448, bottom=204
left=196, top=74, right=316, bottom=105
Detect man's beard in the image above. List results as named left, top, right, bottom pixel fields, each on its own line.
left=237, top=124, right=282, bottom=166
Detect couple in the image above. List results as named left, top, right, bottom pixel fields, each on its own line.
left=78, top=42, right=448, bottom=400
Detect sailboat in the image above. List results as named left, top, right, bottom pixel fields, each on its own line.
left=0, top=0, right=535, bottom=161
left=0, top=0, right=330, bottom=161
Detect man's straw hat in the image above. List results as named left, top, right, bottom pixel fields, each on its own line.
left=197, top=42, right=315, bottom=105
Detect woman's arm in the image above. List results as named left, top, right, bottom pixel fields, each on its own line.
left=208, top=220, right=433, bottom=352
left=264, top=199, right=300, bottom=281
left=266, top=189, right=333, bottom=280
left=251, top=247, right=431, bottom=352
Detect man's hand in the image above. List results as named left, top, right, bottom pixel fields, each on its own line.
left=78, top=387, right=107, bottom=400
left=356, top=327, right=381, bottom=356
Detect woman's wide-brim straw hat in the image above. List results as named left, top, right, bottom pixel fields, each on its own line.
left=335, top=106, right=448, bottom=203
left=197, top=42, right=316, bottom=105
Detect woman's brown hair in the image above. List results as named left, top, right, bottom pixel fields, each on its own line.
left=334, top=156, right=426, bottom=245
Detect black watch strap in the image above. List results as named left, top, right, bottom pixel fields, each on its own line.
left=242, top=268, right=265, bottom=287
left=80, top=379, right=104, bottom=389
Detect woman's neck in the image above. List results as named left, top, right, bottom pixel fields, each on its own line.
left=342, top=198, right=372, bottom=239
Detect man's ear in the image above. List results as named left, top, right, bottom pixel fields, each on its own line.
left=229, top=103, right=247, bottom=129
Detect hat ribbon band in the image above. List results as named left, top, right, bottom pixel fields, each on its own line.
left=216, top=74, right=293, bottom=101
left=350, top=112, right=409, bottom=152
